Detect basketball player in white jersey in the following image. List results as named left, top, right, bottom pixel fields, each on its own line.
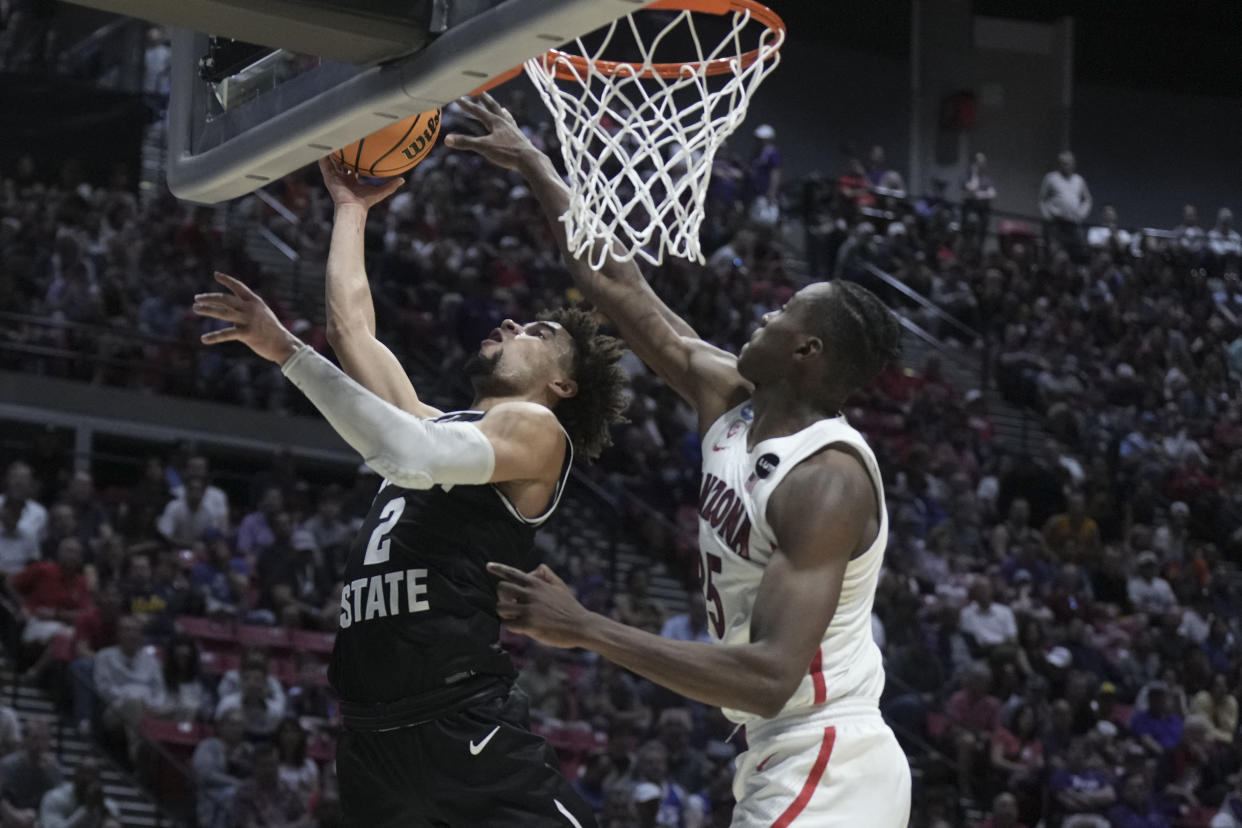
left=451, top=95, right=912, bottom=827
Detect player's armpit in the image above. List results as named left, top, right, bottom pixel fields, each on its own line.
left=475, top=402, right=567, bottom=485
left=746, top=448, right=878, bottom=710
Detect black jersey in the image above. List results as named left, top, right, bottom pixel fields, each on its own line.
left=328, top=410, right=572, bottom=705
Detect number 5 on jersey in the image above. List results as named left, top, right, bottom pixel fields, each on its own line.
left=364, top=499, right=406, bottom=565
left=700, top=550, right=725, bottom=638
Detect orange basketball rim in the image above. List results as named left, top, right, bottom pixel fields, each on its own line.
left=475, top=0, right=785, bottom=93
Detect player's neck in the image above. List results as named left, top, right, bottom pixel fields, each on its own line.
left=746, top=385, right=838, bottom=450
left=469, top=391, right=549, bottom=412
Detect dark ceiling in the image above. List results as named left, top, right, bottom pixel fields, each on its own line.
left=771, top=0, right=1241, bottom=98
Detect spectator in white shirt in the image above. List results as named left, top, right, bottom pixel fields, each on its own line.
left=216, top=665, right=284, bottom=737
left=158, top=478, right=227, bottom=548
left=1039, top=151, right=1092, bottom=259
left=0, top=461, right=47, bottom=544
left=1128, top=551, right=1177, bottom=615
left=959, top=579, right=1018, bottom=652
left=1209, top=207, right=1241, bottom=262
left=0, top=497, right=39, bottom=576
left=1087, top=204, right=1134, bottom=256
left=172, top=457, right=230, bottom=530
left=1174, top=203, right=1207, bottom=264
left=659, top=592, right=712, bottom=645
left=961, top=151, right=997, bottom=240
left=93, top=616, right=167, bottom=752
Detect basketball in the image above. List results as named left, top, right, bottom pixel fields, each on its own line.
left=335, top=108, right=442, bottom=178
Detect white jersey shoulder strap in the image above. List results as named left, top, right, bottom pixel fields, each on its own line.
left=747, top=416, right=884, bottom=548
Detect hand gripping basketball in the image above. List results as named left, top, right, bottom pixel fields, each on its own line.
left=318, top=157, right=405, bottom=212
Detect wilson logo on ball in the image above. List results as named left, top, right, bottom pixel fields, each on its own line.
left=336, top=108, right=442, bottom=178
left=402, top=113, right=441, bottom=161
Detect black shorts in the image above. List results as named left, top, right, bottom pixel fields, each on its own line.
left=337, top=686, right=596, bottom=828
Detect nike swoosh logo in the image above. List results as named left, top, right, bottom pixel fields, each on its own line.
left=469, top=725, right=501, bottom=756
left=756, top=752, right=777, bottom=772
left=712, top=444, right=728, bottom=452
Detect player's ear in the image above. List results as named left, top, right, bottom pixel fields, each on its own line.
left=549, top=376, right=578, bottom=400
left=794, top=336, right=824, bottom=360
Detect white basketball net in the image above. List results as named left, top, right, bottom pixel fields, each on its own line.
left=524, top=6, right=783, bottom=268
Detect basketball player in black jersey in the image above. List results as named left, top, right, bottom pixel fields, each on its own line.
left=190, top=158, right=626, bottom=827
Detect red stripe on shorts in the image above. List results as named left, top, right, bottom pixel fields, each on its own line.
left=771, top=726, right=836, bottom=828
left=809, top=647, right=826, bottom=704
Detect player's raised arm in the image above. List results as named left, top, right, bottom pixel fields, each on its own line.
left=192, top=272, right=564, bottom=489
left=446, top=94, right=749, bottom=434
left=488, top=447, right=874, bottom=717
left=317, top=157, right=443, bottom=419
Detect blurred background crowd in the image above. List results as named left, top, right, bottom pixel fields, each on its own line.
left=3, top=8, right=1242, bottom=828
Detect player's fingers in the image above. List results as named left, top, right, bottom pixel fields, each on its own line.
left=484, top=92, right=518, bottom=126
left=531, top=564, right=567, bottom=588
left=200, top=327, right=242, bottom=345
left=487, top=562, right=532, bottom=585
left=495, top=581, right=527, bottom=604
left=454, top=96, right=491, bottom=124
left=193, top=292, right=246, bottom=312
left=192, top=302, right=243, bottom=322
left=214, top=271, right=258, bottom=301
left=443, top=133, right=481, bottom=152
left=372, top=176, right=406, bottom=199
left=479, top=92, right=507, bottom=119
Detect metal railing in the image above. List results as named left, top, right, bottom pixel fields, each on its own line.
left=861, top=262, right=983, bottom=345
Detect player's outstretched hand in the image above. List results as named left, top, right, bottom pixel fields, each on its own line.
left=193, top=272, right=302, bottom=365
left=317, top=156, right=405, bottom=211
left=488, top=562, right=587, bottom=649
left=444, top=93, right=540, bottom=173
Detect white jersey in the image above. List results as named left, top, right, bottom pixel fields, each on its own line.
left=697, top=402, right=888, bottom=728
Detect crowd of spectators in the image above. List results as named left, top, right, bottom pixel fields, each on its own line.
left=3, top=57, right=1242, bottom=828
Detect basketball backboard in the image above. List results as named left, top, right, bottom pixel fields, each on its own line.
left=66, top=0, right=650, bottom=203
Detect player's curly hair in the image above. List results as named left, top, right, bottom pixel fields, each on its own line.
left=539, top=306, right=628, bottom=461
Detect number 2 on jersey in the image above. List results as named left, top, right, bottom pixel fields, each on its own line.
left=700, top=550, right=725, bottom=638
left=363, top=498, right=406, bottom=565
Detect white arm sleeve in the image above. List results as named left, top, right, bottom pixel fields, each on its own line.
left=281, top=345, right=495, bottom=489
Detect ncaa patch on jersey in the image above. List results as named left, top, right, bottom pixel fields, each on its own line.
left=755, top=453, right=780, bottom=479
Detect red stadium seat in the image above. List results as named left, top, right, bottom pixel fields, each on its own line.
left=141, top=717, right=210, bottom=748
left=236, top=624, right=292, bottom=650
left=175, top=616, right=237, bottom=646
left=566, top=728, right=604, bottom=754
left=272, top=656, right=332, bottom=688
left=290, top=629, right=335, bottom=655
left=198, top=650, right=240, bottom=677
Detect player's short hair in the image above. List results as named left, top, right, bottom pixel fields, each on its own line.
left=540, top=306, right=627, bottom=461
left=808, top=281, right=901, bottom=399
